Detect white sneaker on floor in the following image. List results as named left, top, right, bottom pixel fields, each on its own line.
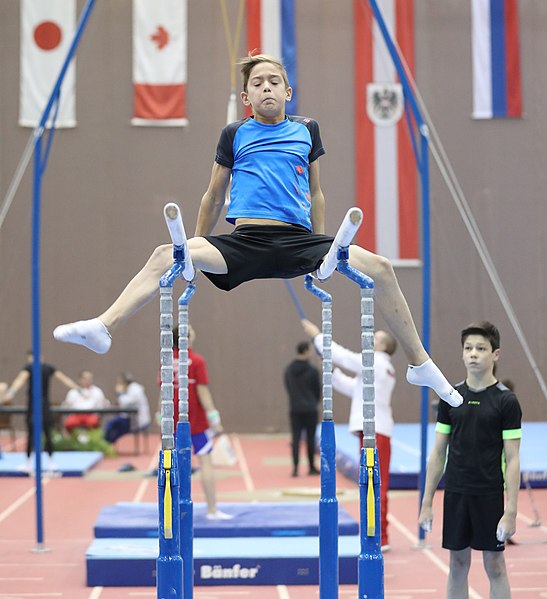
left=206, top=510, right=234, bottom=521
left=16, top=459, right=33, bottom=473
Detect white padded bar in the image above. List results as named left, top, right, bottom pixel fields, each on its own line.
left=163, top=202, right=195, bottom=282
left=315, top=207, right=363, bottom=280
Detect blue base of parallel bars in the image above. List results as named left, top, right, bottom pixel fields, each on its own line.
left=358, top=447, right=384, bottom=599
left=319, top=419, right=338, bottom=599
left=157, top=449, right=183, bottom=599
left=176, top=422, right=193, bottom=599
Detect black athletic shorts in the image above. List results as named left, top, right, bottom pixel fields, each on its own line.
left=202, top=224, right=335, bottom=291
left=442, top=490, right=505, bottom=552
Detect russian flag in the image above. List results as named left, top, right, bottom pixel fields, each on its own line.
left=353, top=0, right=419, bottom=264
left=472, top=0, right=522, bottom=119
left=245, top=0, right=298, bottom=115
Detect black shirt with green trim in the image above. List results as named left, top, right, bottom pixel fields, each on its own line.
left=436, top=380, right=522, bottom=495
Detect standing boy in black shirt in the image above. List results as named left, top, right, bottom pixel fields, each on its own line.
left=419, top=322, right=522, bottom=599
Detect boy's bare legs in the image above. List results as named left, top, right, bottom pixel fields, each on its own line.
left=53, top=238, right=226, bottom=353
left=348, top=245, right=463, bottom=406
left=482, top=551, right=511, bottom=599
left=447, top=548, right=471, bottom=599
left=199, top=451, right=233, bottom=520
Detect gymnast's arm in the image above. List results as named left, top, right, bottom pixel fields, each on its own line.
left=194, top=163, right=232, bottom=237
left=309, top=160, right=325, bottom=235
left=418, top=431, right=449, bottom=530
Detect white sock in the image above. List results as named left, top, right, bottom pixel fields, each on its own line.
left=406, top=359, right=463, bottom=407
left=53, top=318, right=112, bottom=354
left=206, top=510, right=234, bottom=521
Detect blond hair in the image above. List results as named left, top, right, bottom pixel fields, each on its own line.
left=239, top=53, right=290, bottom=92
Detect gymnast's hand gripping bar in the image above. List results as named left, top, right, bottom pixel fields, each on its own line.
left=314, top=207, right=363, bottom=281
left=164, top=202, right=195, bottom=282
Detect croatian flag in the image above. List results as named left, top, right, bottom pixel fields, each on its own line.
left=132, top=0, right=188, bottom=126
left=471, top=0, right=522, bottom=119
left=353, top=0, right=419, bottom=264
left=246, top=0, right=298, bottom=115
left=19, top=0, right=76, bottom=128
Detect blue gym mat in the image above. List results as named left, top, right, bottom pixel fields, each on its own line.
left=0, top=451, right=103, bottom=477
left=332, top=422, right=547, bottom=489
left=86, top=535, right=360, bottom=586
left=94, top=501, right=359, bottom=538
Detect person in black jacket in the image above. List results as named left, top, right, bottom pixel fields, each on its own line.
left=284, top=341, right=321, bottom=477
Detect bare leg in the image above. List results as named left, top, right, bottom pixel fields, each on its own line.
left=349, top=246, right=426, bottom=364
left=482, top=551, right=511, bottom=599
left=199, top=451, right=233, bottom=520
left=53, top=237, right=226, bottom=353
left=447, top=548, right=471, bottom=599
left=348, top=245, right=463, bottom=407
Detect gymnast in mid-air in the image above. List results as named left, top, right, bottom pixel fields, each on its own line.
left=54, top=53, right=462, bottom=409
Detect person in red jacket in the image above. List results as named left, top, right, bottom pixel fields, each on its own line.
left=158, top=324, right=232, bottom=520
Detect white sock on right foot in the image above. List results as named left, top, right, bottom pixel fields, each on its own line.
left=406, top=359, right=463, bottom=407
left=53, top=318, right=112, bottom=354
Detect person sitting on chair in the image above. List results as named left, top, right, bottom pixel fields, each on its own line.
left=104, top=372, right=151, bottom=443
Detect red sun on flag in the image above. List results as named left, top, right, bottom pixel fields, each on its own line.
left=33, top=21, right=62, bottom=51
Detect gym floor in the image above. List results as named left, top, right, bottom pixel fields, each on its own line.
left=1, top=431, right=546, bottom=598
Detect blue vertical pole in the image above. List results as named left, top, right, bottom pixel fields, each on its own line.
left=29, top=0, right=97, bottom=550
left=177, top=283, right=197, bottom=599
left=31, top=134, right=45, bottom=548
left=418, top=132, right=431, bottom=543
left=367, top=0, right=431, bottom=542
left=303, top=276, right=337, bottom=599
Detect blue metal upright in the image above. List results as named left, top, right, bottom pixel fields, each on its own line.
left=336, top=247, right=383, bottom=599
left=304, top=275, right=338, bottom=599
left=176, top=284, right=197, bottom=599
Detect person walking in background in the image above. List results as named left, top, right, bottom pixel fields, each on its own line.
left=301, top=319, right=397, bottom=550
left=104, top=372, right=151, bottom=443
left=62, top=370, right=109, bottom=433
left=284, top=340, right=321, bottom=477
left=158, top=325, right=232, bottom=520
left=419, top=321, right=521, bottom=599
left=2, top=350, right=77, bottom=472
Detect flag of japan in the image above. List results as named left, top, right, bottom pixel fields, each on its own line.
left=132, top=0, right=188, bottom=126
left=19, top=0, right=76, bottom=128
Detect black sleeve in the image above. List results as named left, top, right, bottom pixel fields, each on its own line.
left=306, top=119, right=326, bottom=163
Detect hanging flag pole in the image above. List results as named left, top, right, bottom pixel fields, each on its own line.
left=29, top=0, right=97, bottom=551
left=366, top=0, right=431, bottom=544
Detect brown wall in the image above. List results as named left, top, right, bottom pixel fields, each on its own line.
left=1, top=0, right=546, bottom=434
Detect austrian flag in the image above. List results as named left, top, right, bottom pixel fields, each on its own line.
left=132, top=0, right=188, bottom=126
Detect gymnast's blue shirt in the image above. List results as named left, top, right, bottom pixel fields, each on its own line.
left=215, top=116, right=325, bottom=231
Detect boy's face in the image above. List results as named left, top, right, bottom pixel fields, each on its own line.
left=241, top=62, right=292, bottom=123
left=462, top=334, right=500, bottom=375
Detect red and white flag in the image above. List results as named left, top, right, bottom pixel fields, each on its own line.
left=354, top=0, right=419, bottom=264
left=132, top=0, right=188, bottom=126
left=19, top=0, right=76, bottom=128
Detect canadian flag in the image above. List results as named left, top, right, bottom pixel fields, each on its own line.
left=19, top=0, right=76, bottom=128
left=132, top=0, right=188, bottom=126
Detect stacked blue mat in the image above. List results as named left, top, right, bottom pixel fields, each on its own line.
left=86, top=501, right=361, bottom=586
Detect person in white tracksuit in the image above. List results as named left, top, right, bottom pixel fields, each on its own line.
left=301, top=319, right=397, bottom=550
